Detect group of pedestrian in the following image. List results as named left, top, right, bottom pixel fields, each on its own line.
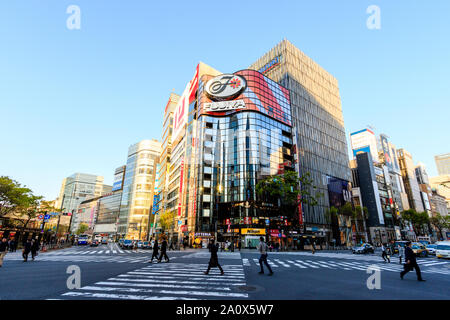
left=22, top=239, right=40, bottom=262
left=148, top=236, right=169, bottom=263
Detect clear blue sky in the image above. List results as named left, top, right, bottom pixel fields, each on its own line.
left=1, top=1, right=449, bottom=200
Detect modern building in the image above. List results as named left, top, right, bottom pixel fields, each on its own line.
left=435, top=153, right=450, bottom=176
left=429, top=175, right=450, bottom=213
left=350, top=128, right=379, bottom=162
left=74, top=196, right=102, bottom=233
left=94, top=166, right=126, bottom=238
left=249, top=39, right=352, bottom=244
left=397, top=149, right=425, bottom=213
left=118, top=140, right=161, bottom=240
left=55, top=173, right=111, bottom=232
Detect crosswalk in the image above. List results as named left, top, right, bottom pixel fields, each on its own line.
left=242, top=257, right=450, bottom=275
left=57, top=263, right=248, bottom=300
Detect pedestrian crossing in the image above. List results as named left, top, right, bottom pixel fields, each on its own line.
left=242, top=257, right=450, bottom=275
left=56, top=263, right=248, bottom=300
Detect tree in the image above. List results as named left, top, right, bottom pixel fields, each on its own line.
left=12, top=194, right=43, bottom=232
left=401, top=209, right=430, bottom=236
left=256, top=170, right=322, bottom=229
left=430, top=214, right=450, bottom=239
left=159, top=210, right=176, bottom=232
left=76, top=223, right=89, bottom=235
left=0, top=176, right=33, bottom=217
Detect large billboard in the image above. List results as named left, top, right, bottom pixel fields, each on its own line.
left=350, top=129, right=378, bottom=163
left=112, top=166, right=126, bottom=191
left=198, top=69, right=292, bottom=126
left=380, top=134, right=394, bottom=172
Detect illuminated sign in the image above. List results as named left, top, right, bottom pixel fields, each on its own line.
left=205, top=74, right=247, bottom=101
left=241, top=228, right=266, bottom=235
left=204, top=99, right=245, bottom=112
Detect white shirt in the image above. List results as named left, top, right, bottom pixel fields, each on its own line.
left=257, top=241, right=268, bottom=254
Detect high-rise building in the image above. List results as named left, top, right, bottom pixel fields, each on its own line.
left=94, top=165, right=126, bottom=238
left=397, top=149, right=425, bottom=213
left=429, top=175, right=450, bottom=213
left=118, top=140, right=161, bottom=240
left=249, top=39, right=351, bottom=242
left=350, top=129, right=379, bottom=162
left=55, top=173, right=111, bottom=232
left=435, top=153, right=450, bottom=175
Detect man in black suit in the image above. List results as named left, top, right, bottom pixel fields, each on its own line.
left=158, top=237, right=169, bottom=263
left=400, top=241, right=425, bottom=281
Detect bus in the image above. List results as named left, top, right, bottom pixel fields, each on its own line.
left=78, top=234, right=90, bottom=245
left=416, top=236, right=431, bottom=245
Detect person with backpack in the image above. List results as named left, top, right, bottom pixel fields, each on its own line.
left=257, top=236, right=273, bottom=276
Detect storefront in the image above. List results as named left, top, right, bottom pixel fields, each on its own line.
left=192, top=232, right=214, bottom=248
left=241, top=228, right=266, bottom=248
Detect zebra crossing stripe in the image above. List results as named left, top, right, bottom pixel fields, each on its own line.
left=62, top=291, right=198, bottom=300
left=286, top=260, right=307, bottom=268
left=295, top=260, right=319, bottom=268
left=305, top=260, right=333, bottom=269
left=333, top=262, right=367, bottom=270
left=274, top=259, right=290, bottom=267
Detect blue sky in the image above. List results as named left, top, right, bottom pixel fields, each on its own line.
left=1, top=0, right=449, bottom=200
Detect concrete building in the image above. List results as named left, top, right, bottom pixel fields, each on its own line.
left=397, top=149, right=425, bottom=213
left=435, top=153, right=450, bottom=176
left=429, top=175, right=450, bottom=213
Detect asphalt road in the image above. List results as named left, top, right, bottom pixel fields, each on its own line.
left=1, top=244, right=449, bottom=300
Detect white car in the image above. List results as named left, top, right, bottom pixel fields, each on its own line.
left=425, top=244, right=437, bottom=255
left=436, top=241, right=450, bottom=259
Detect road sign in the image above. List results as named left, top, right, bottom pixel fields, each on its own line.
left=44, top=214, right=51, bottom=222
left=37, top=214, right=44, bottom=220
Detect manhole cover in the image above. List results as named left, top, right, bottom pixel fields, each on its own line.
left=236, top=285, right=265, bottom=293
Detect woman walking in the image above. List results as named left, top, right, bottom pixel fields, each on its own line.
left=149, top=239, right=159, bottom=263
left=204, top=239, right=224, bottom=275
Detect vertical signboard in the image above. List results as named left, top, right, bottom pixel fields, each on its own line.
left=178, top=157, right=185, bottom=217
left=380, top=134, right=393, bottom=172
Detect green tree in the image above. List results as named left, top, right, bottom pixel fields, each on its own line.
left=401, top=209, right=430, bottom=236
left=256, top=170, right=322, bottom=229
left=430, top=213, right=450, bottom=239
left=159, top=210, right=176, bottom=232
left=76, top=223, right=89, bottom=235
left=0, top=176, right=33, bottom=217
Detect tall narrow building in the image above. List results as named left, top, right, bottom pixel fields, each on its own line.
left=118, top=140, right=161, bottom=240
left=397, top=149, right=425, bottom=213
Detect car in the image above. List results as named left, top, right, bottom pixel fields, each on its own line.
left=352, top=243, right=375, bottom=254
left=393, top=241, right=409, bottom=254
left=118, top=239, right=124, bottom=247
left=122, top=239, right=133, bottom=249
left=436, top=241, right=450, bottom=259
left=142, top=241, right=150, bottom=249
left=425, top=244, right=437, bottom=255
left=90, top=240, right=99, bottom=247
left=137, top=241, right=143, bottom=249
left=101, top=238, right=108, bottom=245
left=411, top=242, right=428, bottom=257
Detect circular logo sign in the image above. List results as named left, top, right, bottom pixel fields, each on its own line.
left=205, top=74, right=246, bottom=101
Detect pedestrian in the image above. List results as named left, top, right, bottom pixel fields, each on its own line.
left=0, top=238, right=9, bottom=267
left=275, top=242, right=279, bottom=252
left=238, top=239, right=242, bottom=252
left=381, top=243, right=390, bottom=263
left=23, top=239, right=32, bottom=262
left=158, top=237, right=169, bottom=263
left=31, top=239, right=40, bottom=261
left=133, top=240, right=138, bottom=252
left=398, top=244, right=405, bottom=264
left=400, top=241, right=426, bottom=281
left=257, top=236, right=274, bottom=276
left=204, top=239, right=224, bottom=275
left=220, top=242, right=224, bottom=252
left=169, top=239, right=174, bottom=251
left=311, top=239, right=316, bottom=254
left=230, top=241, right=234, bottom=252
left=149, top=239, right=159, bottom=263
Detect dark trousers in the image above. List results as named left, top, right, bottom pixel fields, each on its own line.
left=31, top=251, right=37, bottom=260
left=259, top=254, right=273, bottom=273
left=382, top=252, right=390, bottom=262
left=158, top=250, right=169, bottom=262
left=206, top=263, right=224, bottom=274
left=23, top=251, right=29, bottom=261
left=150, top=251, right=159, bottom=261
left=400, top=262, right=423, bottom=280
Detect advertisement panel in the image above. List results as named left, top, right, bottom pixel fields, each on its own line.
left=380, top=134, right=394, bottom=172
left=241, top=228, right=266, bottom=235
left=198, top=69, right=292, bottom=126
left=350, top=129, right=378, bottom=163
left=112, top=166, right=126, bottom=192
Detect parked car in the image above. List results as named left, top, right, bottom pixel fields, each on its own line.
left=411, top=242, right=428, bottom=257
left=425, top=244, right=437, bottom=255
left=118, top=239, right=124, bottom=248
left=101, top=238, right=108, bottom=245
left=90, top=240, right=99, bottom=247
left=436, top=241, right=450, bottom=259
left=122, top=239, right=133, bottom=249
left=137, top=241, right=143, bottom=249
left=352, top=243, right=375, bottom=254
left=142, top=241, right=150, bottom=249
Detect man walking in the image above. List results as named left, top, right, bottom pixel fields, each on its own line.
left=204, top=239, right=224, bottom=275
left=149, top=239, right=159, bottom=263
left=23, top=239, right=32, bottom=262
left=31, top=239, right=40, bottom=261
left=400, top=241, right=426, bottom=281
left=398, top=244, right=405, bottom=264
left=0, top=238, right=9, bottom=267
left=381, top=243, right=390, bottom=263
left=158, top=237, right=169, bottom=263
left=257, top=236, right=273, bottom=276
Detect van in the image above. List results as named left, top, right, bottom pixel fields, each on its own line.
left=436, top=241, right=450, bottom=259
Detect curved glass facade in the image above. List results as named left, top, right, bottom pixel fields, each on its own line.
left=194, top=69, right=294, bottom=236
